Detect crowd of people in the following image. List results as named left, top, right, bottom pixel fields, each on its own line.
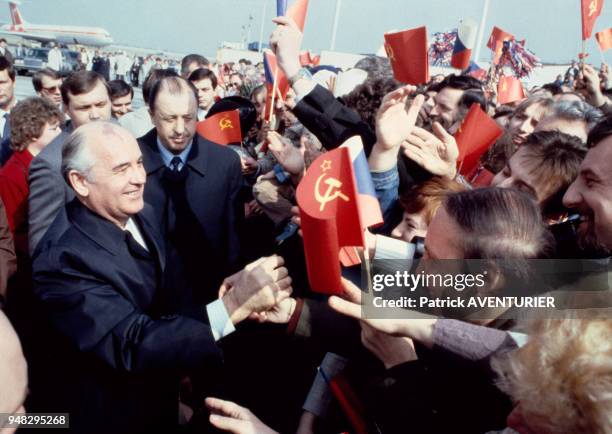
left=0, top=14, right=611, bottom=434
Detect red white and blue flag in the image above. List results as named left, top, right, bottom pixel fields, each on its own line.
left=341, top=136, right=383, bottom=230
left=451, top=18, right=478, bottom=70
left=276, top=0, right=309, bottom=31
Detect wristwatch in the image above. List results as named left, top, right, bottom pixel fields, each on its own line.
left=288, top=67, right=312, bottom=86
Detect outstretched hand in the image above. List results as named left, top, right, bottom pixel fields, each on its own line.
left=206, top=397, right=279, bottom=434
left=402, top=122, right=459, bottom=179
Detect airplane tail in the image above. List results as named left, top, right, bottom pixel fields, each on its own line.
left=9, top=1, right=25, bottom=27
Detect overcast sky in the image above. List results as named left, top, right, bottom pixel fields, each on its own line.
left=4, top=0, right=611, bottom=63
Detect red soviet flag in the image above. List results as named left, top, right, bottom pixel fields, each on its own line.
left=487, top=26, right=514, bottom=64
left=487, top=26, right=514, bottom=50
left=454, top=103, right=503, bottom=176
left=296, top=148, right=363, bottom=294
left=384, top=26, right=429, bottom=85
left=497, top=75, right=525, bottom=105
left=596, top=28, right=612, bottom=50
left=287, top=0, right=308, bottom=32
left=582, top=0, right=604, bottom=40
left=196, top=110, right=242, bottom=145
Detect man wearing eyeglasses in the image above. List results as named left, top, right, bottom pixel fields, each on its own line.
left=226, top=72, right=244, bottom=96
left=32, top=68, right=63, bottom=108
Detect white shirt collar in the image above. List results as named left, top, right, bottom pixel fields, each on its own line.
left=155, top=137, right=193, bottom=170
left=124, top=217, right=148, bottom=251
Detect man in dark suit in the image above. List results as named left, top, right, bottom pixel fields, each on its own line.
left=32, top=122, right=292, bottom=433
left=138, top=76, right=243, bottom=304
left=0, top=56, right=16, bottom=166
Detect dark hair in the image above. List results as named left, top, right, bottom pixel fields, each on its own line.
left=32, top=68, right=61, bottom=92
left=60, top=70, right=110, bottom=106
left=438, top=74, right=483, bottom=93
left=521, top=131, right=587, bottom=215
left=353, top=56, right=392, bottom=79
left=187, top=68, right=218, bottom=90
left=541, top=83, right=564, bottom=95
left=493, top=105, right=515, bottom=119
left=142, top=68, right=178, bottom=105
left=148, top=76, right=197, bottom=114
left=341, top=76, right=401, bottom=131
left=586, top=113, right=612, bottom=149
left=108, top=79, right=134, bottom=100
left=9, top=97, right=62, bottom=151
left=444, top=187, right=551, bottom=259
left=459, top=88, right=487, bottom=111
left=180, top=54, right=209, bottom=77
left=0, top=56, right=15, bottom=81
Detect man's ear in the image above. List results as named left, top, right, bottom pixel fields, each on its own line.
left=68, top=170, right=90, bottom=198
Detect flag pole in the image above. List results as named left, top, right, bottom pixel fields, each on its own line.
left=473, top=0, right=490, bottom=64
left=330, top=0, right=342, bottom=51
left=257, top=0, right=268, bottom=53
left=268, top=67, right=279, bottom=124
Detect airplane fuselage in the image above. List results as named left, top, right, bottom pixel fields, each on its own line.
left=0, top=23, right=113, bottom=46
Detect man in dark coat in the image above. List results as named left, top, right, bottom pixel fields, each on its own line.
left=137, top=75, right=243, bottom=304
left=31, top=122, right=292, bottom=433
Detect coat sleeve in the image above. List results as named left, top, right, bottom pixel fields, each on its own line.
left=0, top=198, right=16, bottom=304
left=225, top=151, right=244, bottom=269
left=32, top=248, right=223, bottom=375
left=28, top=156, right=72, bottom=256
left=293, top=84, right=377, bottom=153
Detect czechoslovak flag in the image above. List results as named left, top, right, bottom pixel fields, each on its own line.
left=451, top=18, right=478, bottom=70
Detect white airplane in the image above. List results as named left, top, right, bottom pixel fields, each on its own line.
left=0, top=1, right=113, bottom=47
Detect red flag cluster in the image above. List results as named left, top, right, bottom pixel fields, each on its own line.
left=384, top=26, right=430, bottom=85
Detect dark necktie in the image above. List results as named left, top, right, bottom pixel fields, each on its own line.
left=2, top=113, right=9, bottom=140
left=170, top=156, right=182, bottom=172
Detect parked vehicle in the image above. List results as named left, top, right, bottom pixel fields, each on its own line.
left=13, top=47, right=80, bottom=76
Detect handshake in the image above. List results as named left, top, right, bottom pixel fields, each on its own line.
left=219, top=255, right=293, bottom=325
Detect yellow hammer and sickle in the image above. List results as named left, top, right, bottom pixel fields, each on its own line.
left=314, top=174, right=350, bottom=212
left=501, top=81, right=508, bottom=92
left=385, top=44, right=396, bottom=62
left=219, top=117, right=233, bottom=130
left=589, top=0, right=597, bottom=16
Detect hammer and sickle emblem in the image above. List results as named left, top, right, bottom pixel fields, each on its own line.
left=500, top=80, right=508, bottom=92
left=219, top=117, right=233, bottom=130
left=314, top=174, right=350, bottom=212
left=385, top=43, right=396, bottom=62
left=589, top=0, right=597, bottom=16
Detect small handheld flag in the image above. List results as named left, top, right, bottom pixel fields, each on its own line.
left=454, top=103, right=503, bottom=176
left=277, top=0, right=309, bottom=32
left=596, top=28, right=612, bottom=50
left=297, top=147, right=362, bottom=294
left=581, top=0, right=604, bottom=40
left=451, top=18, right=478, bottom=70
left=384, top=26, right=429, bottom=85
left=196, top=110, right=242, bottom=145
left=497, top=75, right=525, bottom=104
